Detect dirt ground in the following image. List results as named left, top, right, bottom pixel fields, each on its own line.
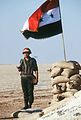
left=0, top=88, right=52, bottom=120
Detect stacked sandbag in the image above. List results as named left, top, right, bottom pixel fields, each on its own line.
left=69, top=74, right=81, bottom=90
left=50, top=61, right=81, bottom=102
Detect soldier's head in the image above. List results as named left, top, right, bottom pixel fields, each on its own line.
left=22, top=48, right=31, bottom=58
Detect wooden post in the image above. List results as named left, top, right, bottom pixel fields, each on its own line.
left=59, top=0, right=66, bottom=61
left=62, top=32, right=66, bottom=61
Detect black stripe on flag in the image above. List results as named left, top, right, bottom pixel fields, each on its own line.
left=23, top=20, right=62, bottom=39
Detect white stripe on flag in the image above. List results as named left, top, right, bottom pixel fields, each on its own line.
left=21, top=19, right=29, bottom=32
left=39, top=7, right=61, bottom=28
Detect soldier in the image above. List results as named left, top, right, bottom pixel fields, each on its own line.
left=17, top=48, right=38, bottom=109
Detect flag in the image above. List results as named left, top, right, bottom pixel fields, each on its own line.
left=21, top=0, right=62, bottom=39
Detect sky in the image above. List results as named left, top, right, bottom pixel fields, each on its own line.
left=0, top=0, right=81, bottom=64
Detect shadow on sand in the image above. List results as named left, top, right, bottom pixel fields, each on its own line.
left=0, top=117, right=16, bottom=119
left=0, top=109, right=43, bottom=119
left=13, top=109, right=42, bottom=118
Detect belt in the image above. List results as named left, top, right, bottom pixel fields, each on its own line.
left=21, top=74, right=36, bottom=79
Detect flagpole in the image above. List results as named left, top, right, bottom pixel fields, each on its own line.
left=62, top=32, right=66, bottom=61
left=59, top=0, right=66, bottom=61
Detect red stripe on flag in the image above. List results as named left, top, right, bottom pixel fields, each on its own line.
left=29, top=7, right=42, bottom=32
left=28, top=0, right=59, bottom=32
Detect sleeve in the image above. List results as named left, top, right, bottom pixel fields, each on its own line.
left=18, top=59, right=23, bottom=71
left=32, top=58, right=38, bottom=71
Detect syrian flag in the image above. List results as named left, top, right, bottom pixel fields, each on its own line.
left=21, top=0, right=62, bottom=39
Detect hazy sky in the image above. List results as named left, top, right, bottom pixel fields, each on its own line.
left=0, top=0, right=81, bottom=64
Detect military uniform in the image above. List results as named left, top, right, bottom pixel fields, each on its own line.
left=18, top=56, right=38, bottom=108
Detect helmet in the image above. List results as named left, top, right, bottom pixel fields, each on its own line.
left=22, top=48, right=31, bottom=54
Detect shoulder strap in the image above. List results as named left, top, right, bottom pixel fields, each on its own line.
left=22, top=59, right=27, bottom=73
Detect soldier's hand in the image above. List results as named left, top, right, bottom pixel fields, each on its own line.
left=16, top=66, right=21, bottom=72
left=33, top=79, right=38, bottom=85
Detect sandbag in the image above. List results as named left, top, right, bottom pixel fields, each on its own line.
left=60, top=83, right=66, bottom=92
left=70, top=74, right=81, bottom=89
left=52, top=83, right=66, bottom=94
left=66, top=88, right=78, bottom=93
left=56, top=83, right=66, bottom=92
left=52, top=76, right=70, bottom=86
left=52, top=94, right=65, bottom=102
left=61, top=91, right=74, bottom=98
left=66, top=81, right=74, bottom=89
left=51, top=85, right=62, bottom=94
left=51, top=67, right=62, bottom=78
left=67, top=81, right=80, bottom=90
left=52, top=92, right=73, bottom=102
left=52, top=94, right=59, bottom=102
left=68, top=60, right=81, bottom=70
left=53, top=94, right=59, bottom=100
left=70, top=74, right=81, bottom=83
left=52, top=61, right=75, bottom=70
left=66, top=82, right=72, bottom=90
left=61, top=68, right=79, bottom=78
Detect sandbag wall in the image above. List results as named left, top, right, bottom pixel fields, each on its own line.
left=50, top=61, right=81, bottom=102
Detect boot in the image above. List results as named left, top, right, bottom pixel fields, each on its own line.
left=22, top=106, right=28, bottom=109
left=28, top=104, right=31, bottom=108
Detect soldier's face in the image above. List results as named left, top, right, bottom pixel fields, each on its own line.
left=24, top=52, right=29, bottom=58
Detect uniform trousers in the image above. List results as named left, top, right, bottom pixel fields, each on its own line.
left=21, top=77, right=34, bottom=107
